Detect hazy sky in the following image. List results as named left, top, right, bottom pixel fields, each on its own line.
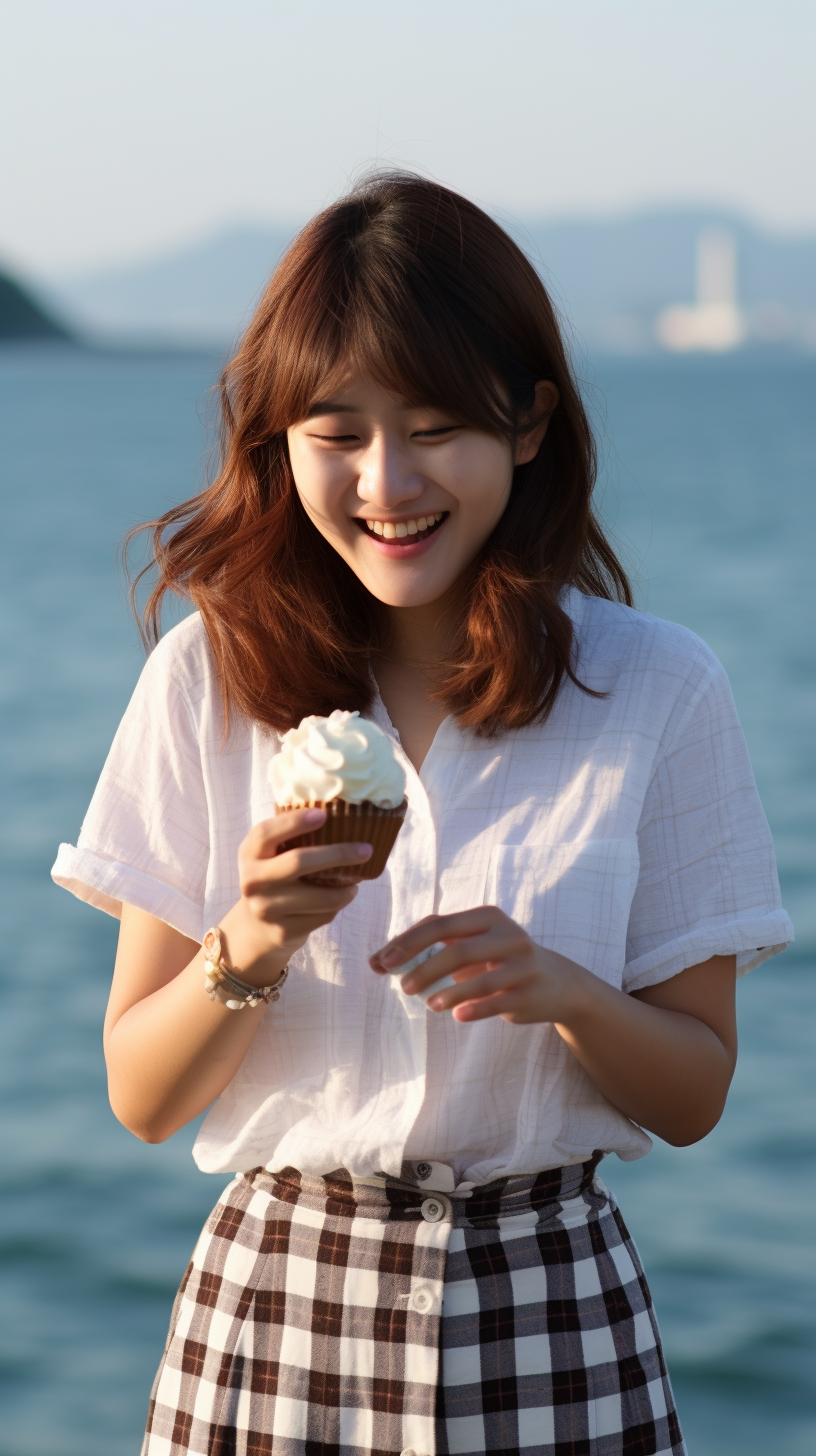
left=2, top=0, right=814, bottom=276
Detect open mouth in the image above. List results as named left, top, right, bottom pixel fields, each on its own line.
left=357, top=512, right=448, bottom=543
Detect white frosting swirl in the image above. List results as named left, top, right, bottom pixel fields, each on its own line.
left=269, top=710, right=406, bottom=809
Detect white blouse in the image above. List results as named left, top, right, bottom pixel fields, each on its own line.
left=52, top=590, right=792, bottom=1187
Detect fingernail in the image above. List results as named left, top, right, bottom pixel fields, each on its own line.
left=303, top=808, right=325, bottom=824
left=428, top=996, right=445, bottom=1010
left=377, top=947, right=401, bottom=968
left=356, top=844, right=373, bottom=859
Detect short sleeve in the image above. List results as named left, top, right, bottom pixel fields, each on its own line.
left=51, top=633, right=210, bottom=940
left=623, top=656, right=793, bottom=992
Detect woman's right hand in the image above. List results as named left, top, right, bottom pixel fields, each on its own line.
left=218, top=808, right=372, bottom=984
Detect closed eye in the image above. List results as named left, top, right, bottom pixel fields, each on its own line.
left=307, top=432, right=361, bottom=444
left=412, top=425, right=461, bottom=438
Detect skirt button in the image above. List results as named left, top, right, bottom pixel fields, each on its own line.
left=420, top=1197, right=448, bottom=1222
left=410, top=1287, right=433, bottom=1313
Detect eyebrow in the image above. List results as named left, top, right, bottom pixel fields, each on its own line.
left=305, top=401, right=360, bottom=417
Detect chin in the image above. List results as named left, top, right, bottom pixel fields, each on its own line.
left=366, top=581, right=456, bottom=609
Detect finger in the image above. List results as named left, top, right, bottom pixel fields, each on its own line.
left=244, top=895, right=361, bottom=949
left=399, top=926, right=528, bottom=995
left=244, top=840, right=372, bottom=891
left=244, top=881, right=358, bottom=919
left=370, top=906, right=508, bottom=971
left=279, top=841, right=373, bottom=879
left=425, top=961, right=531, bottom=1012
left=368, top=916, right=439, bottom=974
left=397, top=939, right=493, bottom=995
left=453, top=988, right=530, bottom=1023
left=275, top=904, right=360, bottom=938
left=243, top=808, right=327, bottom=858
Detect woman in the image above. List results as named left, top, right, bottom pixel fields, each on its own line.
left=53, top=173, right=792, bottom=1456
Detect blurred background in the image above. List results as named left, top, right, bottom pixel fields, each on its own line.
left=1, top=3, right=814, bottom=1453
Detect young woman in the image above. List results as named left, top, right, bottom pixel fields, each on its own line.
left=53, top=174, right=792, bottom=1456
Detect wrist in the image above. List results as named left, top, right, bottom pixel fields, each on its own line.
left=202, top=925, right=288, bottom=1010
left=538, top=948, right=599, bottom=1028
left=217, top=901, right=292, bottom=987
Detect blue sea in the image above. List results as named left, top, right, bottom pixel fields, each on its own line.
left=1, top=345, right=813, bottom=1455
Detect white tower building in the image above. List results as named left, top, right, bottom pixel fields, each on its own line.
left=656, top=229, right=745, bottom=352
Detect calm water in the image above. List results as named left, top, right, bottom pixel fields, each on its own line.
left=1, top=346, right=814, bottom=1455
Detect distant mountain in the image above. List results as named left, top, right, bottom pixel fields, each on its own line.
left=0, top=269, right=74, bottom=342
left=43, top=210, right=816, bottom=354
left=45, top=225, right=296, bottom=347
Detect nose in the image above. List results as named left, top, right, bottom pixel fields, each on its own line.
left=356, top=432, right=425, bottom=509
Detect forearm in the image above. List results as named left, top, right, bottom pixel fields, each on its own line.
left=104, top=901, right=289, bottom=1143
left=105, top=948, right=267, bottom=1142
left=104, top=812, right=367, bottom=1143
left=554, top=963, right=735, bottom=1145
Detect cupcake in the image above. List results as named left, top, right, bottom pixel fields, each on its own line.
left=269, top=710, right=407, bottom=887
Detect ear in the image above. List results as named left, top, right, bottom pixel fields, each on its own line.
left=514, top=380, right=560, bottom=466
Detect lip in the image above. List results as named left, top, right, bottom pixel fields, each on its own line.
left=353, top=512, right=448, bottom=558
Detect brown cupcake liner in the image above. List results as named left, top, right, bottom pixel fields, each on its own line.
left=275, top=798, right=408, bottom=887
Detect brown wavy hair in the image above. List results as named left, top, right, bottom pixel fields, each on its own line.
left=132, top=172, right=631, bottom=737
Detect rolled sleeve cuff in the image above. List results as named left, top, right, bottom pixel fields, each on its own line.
left=623, top=908, right=794, bottom=993
left=51, top=843, right=204, bottom=942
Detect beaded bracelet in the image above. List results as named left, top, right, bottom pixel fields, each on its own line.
left=202, top=927, right=288, bottom=1011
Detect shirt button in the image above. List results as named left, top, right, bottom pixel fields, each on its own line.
left=415, top=1161, right=432, bottom=1180
left=420, top=1197, right=448, bottom=1222
left=409, top=1287, right=433, bottom=1313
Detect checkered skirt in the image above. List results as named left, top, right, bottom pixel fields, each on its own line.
left=142, top=1158, right=685, bottom=1456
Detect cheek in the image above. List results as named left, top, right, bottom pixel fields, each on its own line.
left=453, top=445, right=513, bottom=529
left=289, top=444, right=348, bottom=534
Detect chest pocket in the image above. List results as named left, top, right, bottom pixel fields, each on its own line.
left=485, top=838, right=639, bottom=988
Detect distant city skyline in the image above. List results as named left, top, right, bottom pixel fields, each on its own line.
left=1, top=0, right=815, bottom=275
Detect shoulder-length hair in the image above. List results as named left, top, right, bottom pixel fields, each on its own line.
left=132, top=172, right=631, bottom=737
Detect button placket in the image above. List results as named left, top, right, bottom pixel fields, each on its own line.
left=382, top=765, right=437, bottom=1177
left=402, top=1208, right=450, bottom=1456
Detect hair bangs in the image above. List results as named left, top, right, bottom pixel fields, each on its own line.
left=342, top=278, right=519, bottom=438
left=254, top=235, right=522, bottom=441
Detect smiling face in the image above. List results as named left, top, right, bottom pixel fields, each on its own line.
left=287, top=372, right=555, bottom=611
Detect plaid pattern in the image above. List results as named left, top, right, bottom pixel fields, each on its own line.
left=143, top=1159, right=685, bottom=1456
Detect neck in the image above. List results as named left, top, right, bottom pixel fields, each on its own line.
left=374, top=595, right=463, bottom=770
left=383, top=591, right=462, bottom=674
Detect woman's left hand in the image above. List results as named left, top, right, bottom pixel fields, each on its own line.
left=370, top=907, right=584, bottom=1024
left=372, top=908, right=739, bottom=1143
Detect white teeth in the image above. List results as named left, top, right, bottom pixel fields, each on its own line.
left=365, top=512, right=444, bottom=538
